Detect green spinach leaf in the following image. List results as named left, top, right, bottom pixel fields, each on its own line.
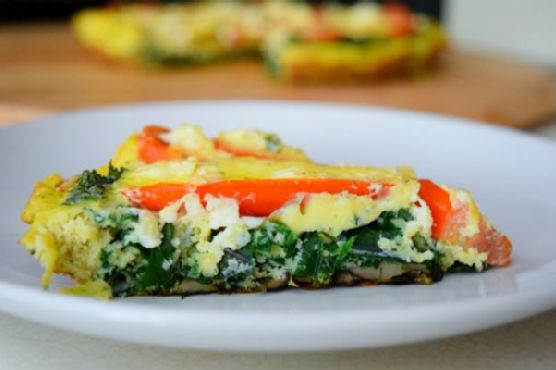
left=293, top=233, right=354, bottom=286
left=136, top=223, right=177, bottom=292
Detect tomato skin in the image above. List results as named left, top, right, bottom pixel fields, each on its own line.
left=123, top=179, right=392, bottom=215
left=418, top=179, right=453, bottom=239
left=137, top=135, right=181, bottom=164
left=382, top=3, right=414, bottom=37
left=418, top=179, right=512, bottom=266
left=143, top=125, right=170, bottom=137
left=137, top=126, right=181, bottom=163
left=472, top=218, right=512, bottom=266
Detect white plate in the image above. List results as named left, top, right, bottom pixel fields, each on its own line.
left=1, top=101, right=556, bottom=352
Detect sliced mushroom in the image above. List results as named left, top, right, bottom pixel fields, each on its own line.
left=265, top=274, right=290, bottom=290
left=175, top=279, right=218, bottom=295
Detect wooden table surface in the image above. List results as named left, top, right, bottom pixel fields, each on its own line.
left=1, top=23, right=556, bottom=128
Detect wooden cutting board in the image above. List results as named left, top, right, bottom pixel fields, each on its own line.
left=1, top=24, right=555, bottom=128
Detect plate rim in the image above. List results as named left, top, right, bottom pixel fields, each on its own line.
left=1, top=277, right=556, bottom=351
left=2, top=100, right=556, bottom=350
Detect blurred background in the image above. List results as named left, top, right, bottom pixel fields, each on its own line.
left=0, top=0, right=555, bottom=131
left=2, top=1, right=443, bottom=22
left=3, top=0, right=555, bottom=67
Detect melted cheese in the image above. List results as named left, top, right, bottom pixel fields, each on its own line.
left=117, top=159, right=202, bottom=187
left=270, top=193, right=366, bottom=237
left=113, top=157, right=414, bottom=191
left=216, top=157, right=414, bottom=182
left=270, top=179, right=419, bottom=236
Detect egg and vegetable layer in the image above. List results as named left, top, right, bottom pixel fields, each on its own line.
left=20, top=125, right=511, bottom=298
left=72, top=1, right=446, bottom=82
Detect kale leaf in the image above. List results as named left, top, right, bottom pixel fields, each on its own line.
left=64, top=163, right=124, bottom=205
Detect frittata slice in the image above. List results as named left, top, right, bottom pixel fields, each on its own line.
left=21, top=157, right=511, bottom=298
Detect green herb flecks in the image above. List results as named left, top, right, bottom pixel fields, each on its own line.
left=264, top=134, right=282, bottom=153
left=64, top=163, right=124, bottom=205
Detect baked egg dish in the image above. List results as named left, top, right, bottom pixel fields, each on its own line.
left=20, top=125, right=511, bottom=298
left=72, top=1, right=447, bottom=82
